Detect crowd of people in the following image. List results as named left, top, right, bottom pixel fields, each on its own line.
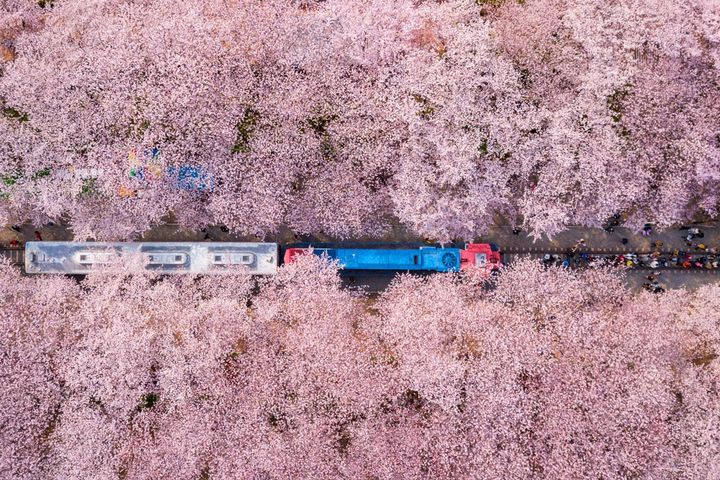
left=538, top=225, right=719, bottom=293
left=543, top=249, right=719, bottom=271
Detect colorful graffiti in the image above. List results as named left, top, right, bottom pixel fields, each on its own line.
left=120, top=147, right=214, bottom=197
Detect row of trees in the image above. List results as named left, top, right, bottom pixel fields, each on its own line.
left=1, top=0, right=719, bottom=240
left=2, top=257, right=719, bottom=479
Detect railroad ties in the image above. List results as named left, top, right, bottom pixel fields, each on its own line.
left=0, top=248, right=24, bottom=267
left=3, top=245, right=718, bottom=275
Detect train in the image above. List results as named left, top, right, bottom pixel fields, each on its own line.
left=24, top=241, right=501, bottom=275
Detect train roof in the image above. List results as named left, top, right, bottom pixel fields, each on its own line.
left=297, top=247, right=461, bottom=272
left=24, top=242, right=278, bottom=275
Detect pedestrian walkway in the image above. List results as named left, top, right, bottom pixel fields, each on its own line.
left=475, top=224, right=720, bottom=256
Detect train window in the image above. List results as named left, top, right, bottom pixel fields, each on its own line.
left=413, top=255, right=418, bottom=265
left=211, top=253, right=255, bottom=265
left=26, top=251, right=62, bottom=265
left=77, top=252, right=113, bottom=264
left=144, top=253, right=186, bottom=265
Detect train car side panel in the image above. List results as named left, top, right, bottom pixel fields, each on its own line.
left=285, top=247, right=461, bottom=272
left=25, top=242, right=278, bottom=275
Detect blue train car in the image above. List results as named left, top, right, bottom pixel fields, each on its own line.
left=284, top=246, right=461, bottom=272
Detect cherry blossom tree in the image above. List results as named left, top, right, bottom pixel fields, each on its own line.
left=2, top=0, right=719, bottom=240
left=1, top=257, right=719, bottom=478
left=385, top=1, right=529, bottom=241
left=0, top=260, right=80, bottom=479
left=1, top=0, right=403, bottom=239
left=490, top=0, right=720, bottom=236
left=209, top=254, right=391, bottom=478
left=50, top=270, right=257, bottom=479
left=366, top=261, right=720, bottom=478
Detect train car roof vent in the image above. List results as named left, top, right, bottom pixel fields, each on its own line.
left=442, top=252, right=458, bottom=268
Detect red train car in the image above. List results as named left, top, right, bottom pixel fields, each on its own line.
left=459, top=243, right=501, bottom=273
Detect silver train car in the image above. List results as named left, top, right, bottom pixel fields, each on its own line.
left=24, top=242, right=278, bottom=275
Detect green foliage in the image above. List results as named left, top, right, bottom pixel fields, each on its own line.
left=2, top=168, right=51, bottom=186
left=476, top=139, right=512, bottom=165
left=607, top=85, right=632, bottom=123
left=2, top=107, right=29, bottom=123
left=79, top=178, right=98, bottom=197
left=298, top=111, right=339, bottom=161
left=31, top=168, right=51, bottom=180
left=306, top=113, right=338, bottom=136
left=478, top=138, right=489, bottom=155
left=411, top=94, right=436, bottom=120
left=233, top=107, right=260, bottom=154
left=1, top=172, right=23, bottom=200
left=2, top=172, right=21, bottom=187
left=137, top=393, right=158, bottom=411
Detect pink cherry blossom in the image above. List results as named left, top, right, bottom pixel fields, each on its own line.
left=2, top=257, right=719, bottom=478
left=2, top=0, right=717, bottom=240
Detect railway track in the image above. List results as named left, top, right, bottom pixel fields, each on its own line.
left=0, top=248, right=24, bottom=266
left=2, top=247, right=718, bottom=274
